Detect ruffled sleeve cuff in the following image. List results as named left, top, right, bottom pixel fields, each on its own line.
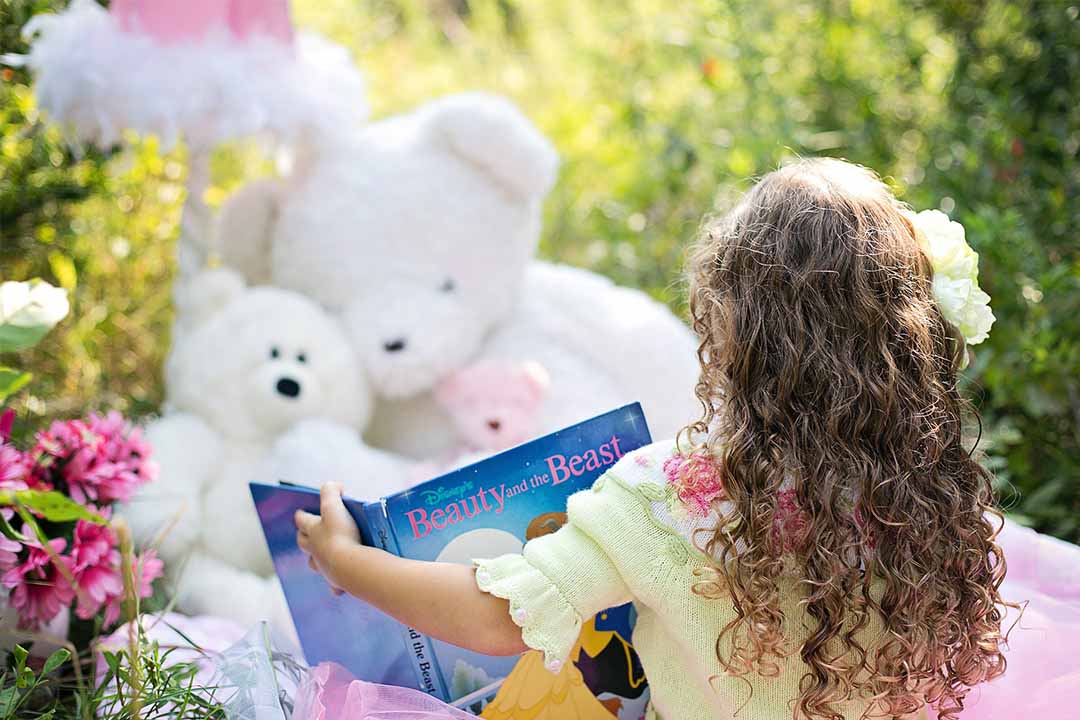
left=474, top=554, right=582, bottom=674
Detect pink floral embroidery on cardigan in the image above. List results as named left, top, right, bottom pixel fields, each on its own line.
left=771, top=489, right=810, bottom=552
left=663, top=452, right=725, bottom=517
left=853, top=506, right=877, bottom=549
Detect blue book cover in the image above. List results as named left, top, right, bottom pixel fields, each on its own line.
left=252, top=402, right=652, bottom=718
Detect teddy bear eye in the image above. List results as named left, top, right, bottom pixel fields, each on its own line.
left=297, top=352, right=308, bottom=364
left=439, top=277, right=456, bottom=293
left=270, top=347, right=281, bottom=360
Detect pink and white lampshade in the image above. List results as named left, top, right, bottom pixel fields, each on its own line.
left=8, top=0, right=366, bottom=149
left=110, top=0, right=293, bottom=45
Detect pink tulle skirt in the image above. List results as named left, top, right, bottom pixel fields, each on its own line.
left=926, top=519, right=1080, bottom=719
left=292, top=520, right=1080, bottom=720
left=293, top=662, right=474, bottom=720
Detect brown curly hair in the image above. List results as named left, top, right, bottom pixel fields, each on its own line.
left=681, top=158, right=1013, bottom=719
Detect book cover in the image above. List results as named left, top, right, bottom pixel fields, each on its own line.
left=252, top=402, right=652, bottom=718
left=249, top=482, right=418, bottom=689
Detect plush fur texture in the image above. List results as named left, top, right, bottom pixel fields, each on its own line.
left=124, top=268, right=380, bottom=635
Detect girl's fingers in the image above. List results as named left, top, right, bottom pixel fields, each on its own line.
left=308, top=556, right=319, bottom=573
left=294, top=509, right=318, bottom=533
left=320, top=482, right=344, bottom=516
left=297, top=531, right=310, bottom=552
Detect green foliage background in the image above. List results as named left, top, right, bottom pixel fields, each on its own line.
left=1, top=0, right=1077, bottom=540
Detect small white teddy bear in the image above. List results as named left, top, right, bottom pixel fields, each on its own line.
left=124, top=268, right=406, bottom=635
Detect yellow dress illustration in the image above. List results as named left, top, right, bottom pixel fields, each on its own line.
left=480, top=513, right=646, bottom=720
left=480, top=624, right=619, bottom=719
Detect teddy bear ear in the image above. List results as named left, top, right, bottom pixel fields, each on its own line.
left=175, top=267, right=247, bottom=329
left=213, top=177, right=286, bottom=285
left=421, top=92, right=559, bottom=201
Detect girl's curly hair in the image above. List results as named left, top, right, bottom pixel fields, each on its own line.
left=682, top=158, right=1013, bottom=719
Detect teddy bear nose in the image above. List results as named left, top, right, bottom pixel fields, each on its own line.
left=383, top=338, right=407, bottom=353
left=487, top=419, right=502, bottom=432
left=276, top=377, right=301, bottom=398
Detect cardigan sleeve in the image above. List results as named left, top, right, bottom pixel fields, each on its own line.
left=473, top=493, right=632, bottom=673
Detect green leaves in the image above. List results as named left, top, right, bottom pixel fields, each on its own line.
left=0, top=645, right=69, bottom=719
left=42, top=649, right=71, bottom=676
left=0, top=368, right=31, bottom=404
left=0, top=324, right=53, bottom=355
left=0, top=490, right=107, bottom=529
left=0, top=687, right=16, bottom=715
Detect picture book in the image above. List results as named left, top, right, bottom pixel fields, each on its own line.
left=251, top=402, right=653, bottom=718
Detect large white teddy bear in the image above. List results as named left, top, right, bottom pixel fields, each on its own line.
left=124, top=268, right=406, bottom=633
left=215, top=92, right=701, bottom=458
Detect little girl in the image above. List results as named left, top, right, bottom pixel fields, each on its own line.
left=295, top=159, right=1078, bottom=719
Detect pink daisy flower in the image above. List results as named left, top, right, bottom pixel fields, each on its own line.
left=33, top=412, right=157, bottom=506
left=70, top=513, right=116, bottom=569
left=70, top=517, right=124, bottom=621
left=0, top=443, right=31, bottom=491
left=0, top=535, right=22, bottom=572
left=74, top=559, right=124, bottom=622
left=0, top=409, right=13, bottom=442
left=1, top=531, right=74, bottom=629
left=0, top=507, right=25, bottom=574
left=663, top=452, right=725, bottom=517
left=102, top=549, right=163, bottom=627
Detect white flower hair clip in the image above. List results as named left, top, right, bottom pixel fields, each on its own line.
left=909, top=209, right=995, bottom=350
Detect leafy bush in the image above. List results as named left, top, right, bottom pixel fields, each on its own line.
left=1, top=0, right=1076, bottom=539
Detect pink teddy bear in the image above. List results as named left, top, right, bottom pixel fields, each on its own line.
left=435, top=360, right=551, bottom=453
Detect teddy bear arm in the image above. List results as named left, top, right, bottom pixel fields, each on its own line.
left=266, top=418, right=414, bottom=501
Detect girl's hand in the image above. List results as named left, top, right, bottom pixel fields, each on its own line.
left=294, top=482, right=360, bottom=593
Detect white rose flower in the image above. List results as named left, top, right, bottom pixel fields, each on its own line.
left=0, top=279, right=70, bottom=352
left=0, top=280, right=69, bottom=327
left=911, top=210, right=995, bottom=346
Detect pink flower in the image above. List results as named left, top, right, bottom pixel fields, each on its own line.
left=663, top=452, right=725, bottom=516
left=33, top=411, right=157, bottom=506
left=69, top=517, right=124, bottom=621
left=133, top=550, right=164, bottom=597
left=0, top=443, right=30, bottom=491
left=0, top=535, right=22, bottom=571
left=0, top=508, right=23, bottom=571
left=63, top=517, right=164, bottom=628
left=75, top=560, right=124, bottom=622
left=102, top=549, right=163, bottom=627
left=70, top=513, right=116, bottom=569
left=1, top=531, right=74, bottom=629
left=0, top=409, right=14, bottom=442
